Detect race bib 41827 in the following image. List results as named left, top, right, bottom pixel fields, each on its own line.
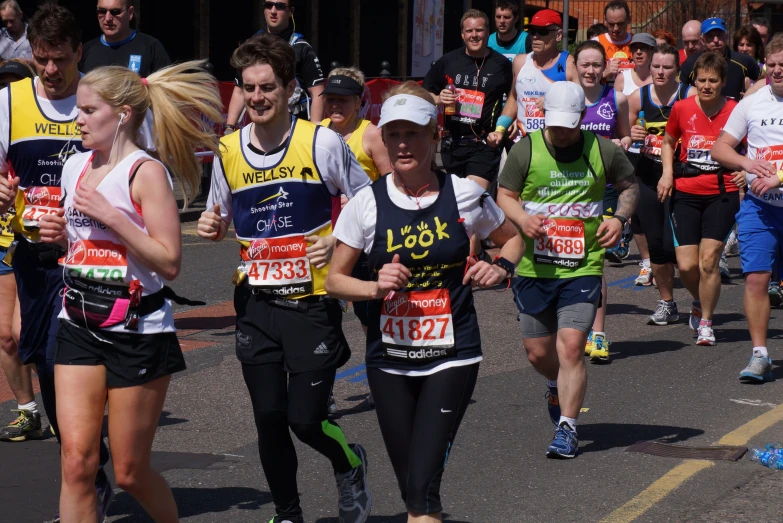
left=381, top=288, right=455, bottom=361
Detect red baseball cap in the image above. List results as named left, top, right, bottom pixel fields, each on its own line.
left=525, top=9, right=562, bottom=28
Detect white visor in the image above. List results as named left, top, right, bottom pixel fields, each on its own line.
left=377, top=94, right=439, bottom=128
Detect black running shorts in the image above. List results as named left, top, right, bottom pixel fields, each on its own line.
left=670, top=191, right=740, bottom=246
left=441, top=141, right=501, bottom=183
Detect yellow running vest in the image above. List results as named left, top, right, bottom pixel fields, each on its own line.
left=322, top=118, right=380, bottom=181
left=7, top=78, right=82, bottom=243
left=220, top=119, right=334, bottom=298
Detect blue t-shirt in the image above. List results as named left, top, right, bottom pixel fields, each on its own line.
left=488, top=31, right=531, bottom=61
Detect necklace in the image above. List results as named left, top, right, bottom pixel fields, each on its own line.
left=394, top=171, right=437, bottom=209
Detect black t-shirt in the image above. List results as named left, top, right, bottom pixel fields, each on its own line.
left=423, top=47, right=512, bottom=138
left=680, top=49, right=759, bottom=100
left=235, top=26, right=324, bottom=89
left=80, top=31, right=171, bottom=77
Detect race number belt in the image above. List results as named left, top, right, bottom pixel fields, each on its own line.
left=534, top=218, right=586, bottom=269
left=62, top=239, right=128, bottom=284
left=381, top=288, right=456, bottom=362
left=241, top=235, right=313, bottom=295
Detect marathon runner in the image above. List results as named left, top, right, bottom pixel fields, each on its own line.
left=0, top=5, right=113, bottom=519
left=38, top=60, right=220, bottom=523
left=488, top=0, right=531, bottom=61
left=492, top=9, right=577, bottom=140
left=660, top=52, right=741, bottom=346
left=573, top=40, right=633, bottom=363
left=597, top=0, right=634, bottom=81
left=711, top=33, right=783, bottom=382
left=628, top=43, right=693, bottom=326
left=197, top=34, right=371, bottom=523
left=497, top=81, right=639, bottom=458
left=326, top=81, right=523, bottom=519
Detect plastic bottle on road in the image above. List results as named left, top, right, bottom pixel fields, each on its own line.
left=765, top=443, right=783, bottom=454
left=749, top=448, right=783, bottom=469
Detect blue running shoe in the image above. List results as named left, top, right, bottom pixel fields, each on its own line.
left=605, top=243, right=623, bottom=263
left=545, top=385, right=560, bottom=426
left=547, top=422, right=579, bottom=459
left=739, top=350, right=773, bottom=383
left=96, top=468, right=114, bottom=523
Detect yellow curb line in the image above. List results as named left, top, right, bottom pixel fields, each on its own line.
left=600, top=402, right=783, bottom=523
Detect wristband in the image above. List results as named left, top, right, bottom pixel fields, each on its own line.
left=496, top=115, right=514, bottom=130
left=493, top=256, right=516, bottom=277
left=612, top=215, right=628, bottom=228
left=495, top=125, right=507, bottom=134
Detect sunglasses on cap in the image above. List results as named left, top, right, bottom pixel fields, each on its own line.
left=529, top=27, right=558, bottom=37
left=264, top=1, right=289, bottom=10
left=96, top=7, right=126, bottom=17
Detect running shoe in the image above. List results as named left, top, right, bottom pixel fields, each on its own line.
left=584, top=331, right=595, bottom=356
left=696, top=325, right=716, bottom=346
left=635, top=263, right=653, bottom=286
left=648, top=300, right=679, bottom=325
left=0, top=409, right=43, bottom=442
left=589, top=334, right=611, bottom=363
left=545, top=384, right=560, bottom=425
left=335, top=444, right=371, bottom=523
left=328, top=392, right=338, bottom=415
left=268, top=516, right=304, bottom=523
left=546, top=421, right=579, bottom=459
left=620, top=225, right=633, bottom=259
left=739, top=351, right=773, bottom=383
left=96, top=468, right=114, bottom=523
left=724, top=230, right=739, bottom=256
left=719, top=254, right=730, bottom=280
left=769, top=282, right=783, bottom=307
left=688, top=301, right=702, bottom=333
left=366, top=391, right=375, bottom=408
left=605, top=239, right=628, bottom=264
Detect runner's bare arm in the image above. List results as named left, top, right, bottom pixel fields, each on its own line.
left=613, top=72, right=625, bottom=94
left=325, top=244, right=411, bottom=301
left=614, top=92, right=632, bottom=149
left=307, top=84, right=325, bottom=123
left=463, top=218, right=524, bottom=287
left=364, top=123, right=393, bottom=175
left=0, top=174, right=18, bottom=214
left=496, top=187, right=546, bottom=240
left=612, top=175, right=640, bottom=221
left=712, top=131, right=776, bottom=176
left=659, top=133, right=677, bottom=201
left=225, top=85, right=245, bottom=129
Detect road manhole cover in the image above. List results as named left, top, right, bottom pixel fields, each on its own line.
left=626, top=441, right=747, bottom=461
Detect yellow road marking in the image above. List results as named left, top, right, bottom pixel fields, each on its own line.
left=600, top=402, right=783, bottom=523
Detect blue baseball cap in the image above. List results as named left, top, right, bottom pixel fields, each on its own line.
left=701, top=18, right=727, bottom=35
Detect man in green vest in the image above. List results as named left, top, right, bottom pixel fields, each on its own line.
left=496, top=81, right=639, bottom=459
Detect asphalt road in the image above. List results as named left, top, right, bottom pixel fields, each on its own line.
left=2, top=223, right=783, bottom=523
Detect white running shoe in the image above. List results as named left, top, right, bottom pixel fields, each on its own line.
left=696, top=325, right=716, bottom=346
left=635, top=263, right=653, bottom=286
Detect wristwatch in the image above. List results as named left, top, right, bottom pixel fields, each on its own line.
left=492, top=256, right=516, bottom=277
left=612, top=215, right=628, bottom=228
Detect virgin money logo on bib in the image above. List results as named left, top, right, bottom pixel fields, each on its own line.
left=755, top=146, right=783, bottom=162
left=26, top=187, right=52, bottom=206
left=542, top=218, right=558, bottom=236
left=689, top=135, right=706, bottom=149
left=65, top=240, right=87, bottom=265
left=247, top=238, right=271, bottom=260
left=384, top=293, right=410, bottom=317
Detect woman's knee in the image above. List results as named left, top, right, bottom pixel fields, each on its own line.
left=61, top=445, right=100, bottom=487
left=113, top=459, right=147, bottom=494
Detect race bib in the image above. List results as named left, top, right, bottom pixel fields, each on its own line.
left=456, top=89, right=485, bottom=120
left=521, top=97, right=545, bottom=133
left=381, top=289, right=455, bottom=360
left=686, top=135, right=719, bottom=168
left=642, top=134, right=664, bottom=158
left=242, top=235, right=313, bottom=295
left=754, top=144, right=783, bottom=171
left=62, top=239, right=128, bottom=283
left=20, top=186, right=62, bottom=223
left=534, top=218, right=585, bottom=269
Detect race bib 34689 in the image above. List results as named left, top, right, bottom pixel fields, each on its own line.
left=533, top=218, right=585, bottom=269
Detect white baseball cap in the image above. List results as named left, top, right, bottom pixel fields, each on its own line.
left=544, top=82, right=586, bottom=129
left=377, top=94, right=439, bottom=128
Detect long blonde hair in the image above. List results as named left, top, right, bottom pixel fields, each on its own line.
left=80, top=60, right=222, bottom=205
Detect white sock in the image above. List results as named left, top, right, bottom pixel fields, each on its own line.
left=754, top=346, right=769, bottom=358
left=558, top=416, right=578, bottom=431
left=642, top=258, right=651, bottom=268
left=18, top=401, right=38, bottom=414
left=546, top=379, right=558, bottom=389
left=593, top=331, right=606, bottom=339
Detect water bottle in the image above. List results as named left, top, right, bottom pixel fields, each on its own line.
left=749, top=447, right=783, bottom=469
left=444, top=75, right=457, bottom=116
left=633, top=110, right=646, bottom=150
left=765, top=443, right=783, bottom=454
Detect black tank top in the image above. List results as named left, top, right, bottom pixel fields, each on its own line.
left=365, top=172, right=481, bottom=371
left=640, top=82, right=690, bottom=162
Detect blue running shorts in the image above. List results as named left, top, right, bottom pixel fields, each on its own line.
left=736, top=196, right=783, bottom=275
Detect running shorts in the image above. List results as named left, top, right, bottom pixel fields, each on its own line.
left=234, top=284, right=350, bottom=373
left=441, top=141, right=501, bottom=183
left=737, top=196, right=783, bottom=275
left=0, top=246, right=11, bottom=275
left=670, top=191, right=739, bottom=246
left=634, top=156, right=675, bottom=265
left=512, top=276, right=601, bottom=337
left=55, top=319, right=185, bottom=388
left=603, top=185, right=619, bottom=218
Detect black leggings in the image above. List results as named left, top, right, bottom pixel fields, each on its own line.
left=367, top=363, right=479, bottom=515
left=635, top=159, right=676, bottom=265
left=242, top=363, right=359, bottom=518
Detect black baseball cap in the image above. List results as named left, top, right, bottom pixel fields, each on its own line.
left=0, top=60, right=35, bottom=81
left=320, top=75, right=363, bottom=97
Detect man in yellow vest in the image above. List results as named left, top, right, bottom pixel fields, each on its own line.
left=197, top=33, right=372, bottom=523
left=0, top=5, right=114, bottom=520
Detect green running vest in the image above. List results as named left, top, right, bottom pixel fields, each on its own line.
left=517, top=130, right=606, bottom=279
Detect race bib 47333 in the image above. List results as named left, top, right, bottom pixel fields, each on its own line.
left=381, top=288, right=455, bottom=361
left=534, top=218, right=585, bottom=269
left=241, top=235, right=313, bottom=295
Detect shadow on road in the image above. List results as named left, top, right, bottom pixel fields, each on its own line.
left=606, top=303, right=652, bottom=316
left=718, top=328, right=783, bottom=344
left=609, top=339, right=689, bottom=360
left=316, top=515, right=470, bottom=523
left=578, top=422, right=704, bottom=453
left=108, top=487, right=272, bottom=521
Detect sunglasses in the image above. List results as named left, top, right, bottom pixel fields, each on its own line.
left=263, top=2, right=289, bottom=10
left=529, top=27, right=557, bottom=37
left=96, top=7, right=126, bottom=17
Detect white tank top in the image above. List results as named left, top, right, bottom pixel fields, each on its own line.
left=621, top=68, right=643, bottom=96
left=515, top=53, right=555, bottom=135
left=58, top=150, right=175, bottom=333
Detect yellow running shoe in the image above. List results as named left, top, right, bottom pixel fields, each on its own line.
left=585, top=331, right=595, bottom=356
left=589, top=334, right=611, bottom=363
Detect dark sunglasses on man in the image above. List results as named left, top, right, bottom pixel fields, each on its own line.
left=263, top=1, right=289, bottom=10
left=528, top=26, right=558, bottom=37
left=96, top=7, right=125, bottom=17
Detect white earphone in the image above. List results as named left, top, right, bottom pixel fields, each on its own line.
left=119, top=113, right=126, bottom=124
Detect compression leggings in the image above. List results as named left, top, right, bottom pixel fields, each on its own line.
left=242, top=363, right=361, bottom=518
left=367, top=363, right=479, bottom=515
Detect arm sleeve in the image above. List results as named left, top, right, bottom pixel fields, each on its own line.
left=722, top=98, right=751, bottom=141
left=454, top=177, right=506, bottom=240
left=151, top=39, right=172, bottom=72
left=498, top=136, right=531, bottom=192
left=603, top=139, right=635, bottom=185
left=314, top=128, right=371, bottom=197
left=206, top=157, right=234, bottom=225
left=332, top=187, right=375, bottom=251
left=665, top=102, right=682, bottom=140
left=298, top=45, right=325, bottom=88
left=422, top=58, right=445, bottom=94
